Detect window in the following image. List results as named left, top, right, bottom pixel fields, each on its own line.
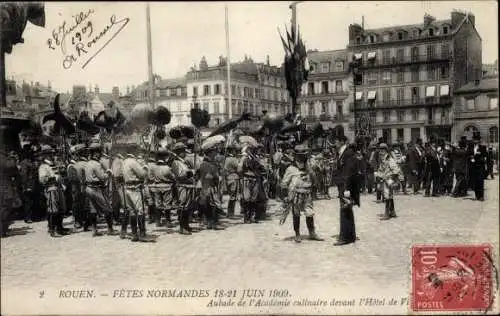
left=309, top=63, right=317, bottom=73
left=425, top=86, right=436, bottom=97
left=398, top=32, right=404, bottom=40
left=244, top=87, right=249, bottom=97
left=441, top=43, right=450, bottom=59
left=439, top=85, right=450, bottom=96
left=237, top=101, right=243, bottom=114
left=177, top=88, right=182, bottom=96
left=274, top=91, right=278, bottom=101
left=177, top=103, right=182, bottom=112
left=321, top=63, right=330, bottom=73
left=203, top=102, right=209, bottom=112
left=170, top=88, right=177, bottom=96
left=383, top=34, right=390, bottom=42
left=411, top=67, right=420, bottom=81
left=382, top=88, right=391, bottom=102
left=181, top=87, right=187, bottom=96
left=397, top=70, right=404, bottom=83
left=335, top=61, right=344, bottom=72
left=249, top=103, right=254, bottom=115
left=412, top=109, right=419, bottom=121
left=427, top=44, right=436, bottom=59
left=367, top=72, right=378, bottom=85
left=396, top=88, right=404, bottom=105
left=321, top=101, right=329, bottom=114
left=487, top=96, right=499, bottom=109
left=382, top=50, right=391, bottom=64
left=439, top=66, right=449, bottom=79
left=397, top=110, right=405, bottom=122
left=369, top=35, right=375, bottom=43
left=308, top=102, right=315, bottom=116
left=411, top=46, right=419, bottom=62
left=411, top=127, right=420, bottom=140
left=356, top=37, right=361, bottom=44
left=411, top=87, right=420, bottom=102
left=397, top=48, right=405, bottom=62
left=213, top=101, right=220, bottom=114
left=368, top=91, right=377, bottom=100
left=443, top=26, right=448, bottom=35
left=336, top=101, right=344, bottom=120
left=203, top=85, right=210, bottom=96
left=321, top=81, right=329, bottom=94
left=230, top=85, right=236, bottom=95
left=383, top=111, right=391, bottom=122
left=489, top=127, right=499, bottom=143
left=155, top=90, right=160, bottom=97
left=397, top=128, right=404, bottom=141
left=466, top=98, right=475, bottom=110
left=370, top=111, right=377, bottom=122
left=225, top=100, right=229, bottom=114
left=214, top=84, right=221, bottom=95
left=382, top=71, right=392, bottom=83
left=335, top=80, right=343, bottom=93
left=427, top=65, right=436, bottom=80
left=428, top=28, right=434, bottom=36
left=308, top=82, right=315, bottom=95
left=355, top=92, right=363, bottom=101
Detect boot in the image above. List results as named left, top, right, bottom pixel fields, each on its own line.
left=130, top=215, right=139, bottom=242
left=182, top=210, right=192, bottom=232
left=106, top=214, right=116, bottom=235
left=48, top=214, right=61, bottom=237
left=227, top=200, right=236, bottom=218
left=138, top=215, right=146, bottom=238
left=389, top=199, right=397, bottom=218
left=58, top=214, right=70, bottom=234
left=293, top=215, right=301, bottom=243
left=148, top=205, right=155, bottom=224
left=379, top=200, right=392, bottom=220
left=120, top=212, right=128, bottom=239
left=306, top=217, right=324, bottom=241
left=166, top=210, right=175, bottom=228
left=91, top=214, right=102, bottom=236
left=155, top=208, right=162, bottom=227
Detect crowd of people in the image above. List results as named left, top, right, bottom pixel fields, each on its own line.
left=0, top=128, right=497, bottom=247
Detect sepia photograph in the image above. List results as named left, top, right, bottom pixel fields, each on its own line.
left=0, top=1, right=498, bottom=314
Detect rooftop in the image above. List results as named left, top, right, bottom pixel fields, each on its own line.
left=306, top=49, right=348, bottom=65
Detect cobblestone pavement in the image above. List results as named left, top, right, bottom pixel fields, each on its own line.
left=2, top=179, right=499, bottom=314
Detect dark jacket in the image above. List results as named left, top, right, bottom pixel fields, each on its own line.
left=452, top=147, right=468, bottom=172
left=407, top=146, right=424, bottom=172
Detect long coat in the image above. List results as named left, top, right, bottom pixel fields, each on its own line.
left=334, top=146, right=360, bottom=206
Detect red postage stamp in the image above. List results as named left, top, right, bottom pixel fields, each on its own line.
left=411, top=244, right=495, bottom=312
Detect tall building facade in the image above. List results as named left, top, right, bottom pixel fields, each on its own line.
left=347, top=10, right=482, bottom=144
left=298, top=49, right=353, bottom=138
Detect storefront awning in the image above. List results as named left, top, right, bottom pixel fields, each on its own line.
left=368, top=91, right=377, bottom=100
left=355, top=92, right=363, bottom=100
left=354, top=53, right=363, bottom=60
left=367, top=52, right=376, bottom=60
left=439, top=85, right=449, bottom=96
left=426, top=86, right=436, bottom=97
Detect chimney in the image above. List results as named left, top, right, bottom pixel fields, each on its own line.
left=362, top=16, right=365, bottom=29
left=451, top=10, right=466, bottom=29
left=94, top=85, right=99, bottom=94
left=266, top=55, right=270, bottom=66
left=35, top=81, right=40, bottom=87
left=47, top=81, right=51, bottom=91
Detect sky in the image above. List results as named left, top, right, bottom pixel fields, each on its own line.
left=5, top=1, right=498, bottom=94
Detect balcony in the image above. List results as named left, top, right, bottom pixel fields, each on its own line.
left=351, top=96, right=452, bottom=111
left=425, top=117, right=452, bottom=126
left=360, top=54, right=450, bottom=69
left=303, top=114, right=347, bottom=123
left=301, top=90, right=349, bottom=100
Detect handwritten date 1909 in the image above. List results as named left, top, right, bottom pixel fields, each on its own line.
left=62, top=14, right=129, bottom=69
left=47, top=9, right=95, bottom=54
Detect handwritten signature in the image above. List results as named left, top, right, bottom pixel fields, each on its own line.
left=47, top=9, right=129, bottom=69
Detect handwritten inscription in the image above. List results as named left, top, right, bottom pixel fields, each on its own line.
left=47, top=8, right=129, bottom=69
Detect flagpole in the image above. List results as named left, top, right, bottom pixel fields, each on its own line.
left=225, top=3, right=232, bottom=119
left=146, top=2, right=155, bottom=110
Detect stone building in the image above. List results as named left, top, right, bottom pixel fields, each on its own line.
left=347, top=10, right=482, bottom=144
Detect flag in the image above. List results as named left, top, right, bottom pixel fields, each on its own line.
left=277, top=27, right=291, bottom=56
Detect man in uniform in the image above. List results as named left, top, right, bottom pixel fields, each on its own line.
left=74, top=152, right=88, bottom=230
left=171, top=142, right=197, bottom=234
left=375, top=143, right=403, bottom=221
left=223, top=144, right=240, bottom=219
left=122, top=149, right=148, bottom=241
left=150, top=149, right=178, bottom=230
left=238, top=143, right=267, bottom=224
left=84, top=144, right=115, bottom=236
left=279, top=144, right=324, bottom=243
left=38, top=148, right=69, bottom=237
left=67, top=151, right=82, bottom=229
left=369, top=138, right=384, bottom=202
left=198, top=140, right=224, bottom=230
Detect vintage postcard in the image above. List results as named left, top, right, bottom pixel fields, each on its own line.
left=1, top=1, right=499, bottom=315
